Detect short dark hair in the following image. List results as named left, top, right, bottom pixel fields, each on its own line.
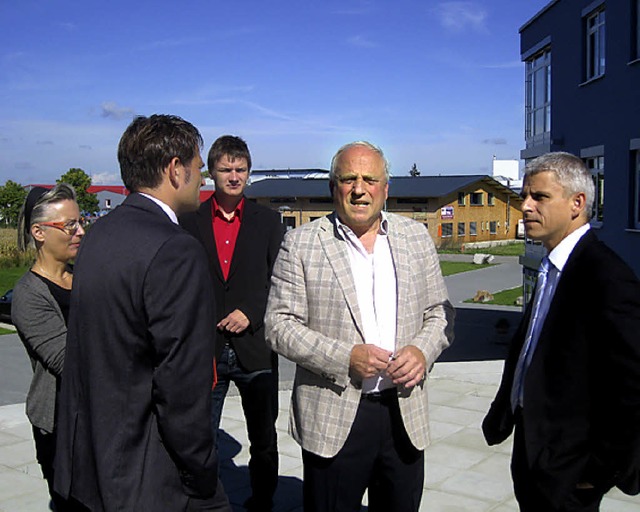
left=207, top=135, right=252, bottom=175
left=118, top=114, right=203, bottom=192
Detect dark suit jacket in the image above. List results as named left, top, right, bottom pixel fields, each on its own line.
left=54, top=194, right=219, bottom=511
left=180, top=197, right=284, bottom=372
left=483, top=230, right=640, bottom=504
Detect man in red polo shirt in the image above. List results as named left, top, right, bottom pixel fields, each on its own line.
left=180, top=136, right=284, bottom=511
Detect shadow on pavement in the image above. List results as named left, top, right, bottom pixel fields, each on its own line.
left=218, top=429, right=303, bottom=512
left=437, top=307, right=522, bottom=363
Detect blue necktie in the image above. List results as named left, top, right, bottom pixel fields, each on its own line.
left=511, top=256, right=552, bottom=411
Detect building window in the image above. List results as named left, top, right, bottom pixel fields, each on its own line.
left=488, top=192, right=495, bottom=206
left=636, top=0, right=640, bottom=60
left=458, top=192, right=466, bottom=206
left=489, top=221, right=497, bottom=234
left=634, top=0, right=640, bottom=60
left=470, top=221, right=477, bottom=236
left=586, top=8, right=606, bottom=80
left=470, top=192, right=483, bottom=205
left=441, top=223, right=453, bottom=238
left=635, top=151, right=640, bottom=229
left=525, top=48, right=551, bottom=147
left=282, top=217, right=296, bottom=231
left=457, top=222, right=465, bottom=237
left=585, top=156, right=605, bottom=223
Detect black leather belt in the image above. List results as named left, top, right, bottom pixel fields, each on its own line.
left=361, top=388, right=397, bottom=402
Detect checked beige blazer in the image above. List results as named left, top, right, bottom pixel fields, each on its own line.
left=265, top=212, right=454, bottom=458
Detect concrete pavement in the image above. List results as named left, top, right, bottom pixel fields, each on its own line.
left=1, top=256, right=638, bottom=511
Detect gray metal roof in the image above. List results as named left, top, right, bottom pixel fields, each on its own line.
left=245, top=174, right=521, bottom=200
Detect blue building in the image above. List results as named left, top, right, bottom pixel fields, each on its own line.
left=520, top=0, right=640, bottom=298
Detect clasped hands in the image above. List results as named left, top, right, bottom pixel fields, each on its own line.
left=349, top=344, right=426, bottom=389
left=217, top=309, right=250, bottom=334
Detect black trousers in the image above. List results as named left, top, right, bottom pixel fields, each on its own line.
left=511, top=409, right=609, bottom=512
left=302, top=391, right=424, bottom=512
left=33, top=427, right=88, bottom=512
left=211, top=345, right=278, bottom=510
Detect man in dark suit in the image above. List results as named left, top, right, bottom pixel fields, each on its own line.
left=180, top=135, right=284, bottom=511
left=54, top=115, right=231, bottom=511
left=483, top=152, right=640, bottom=511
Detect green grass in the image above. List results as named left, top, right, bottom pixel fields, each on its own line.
left=440, top=243, right=525, bottom=257
left=0, top=265, right=30, bottom=294
left=464, top=286, right=524, bottom=306
left=0, top=326, right=15, bottom=335
left=440, top=261, right=494, bottom=277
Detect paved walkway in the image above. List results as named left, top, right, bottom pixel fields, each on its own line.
left=1, top=362, right=637, bottom=511
left=1, top=256, right=638, bottom=511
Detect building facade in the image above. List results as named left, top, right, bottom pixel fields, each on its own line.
left=246, top=175, right=523, bottom=249
left=520, top=0, right=640, bottom=295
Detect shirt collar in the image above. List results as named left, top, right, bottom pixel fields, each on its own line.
left=335, top=211, right=389, bottom=239
left=548, top=223, right=590, bottom=272
left=212, top=194, right=244, bottom=221
left=139, top=193, right=178, bottom=224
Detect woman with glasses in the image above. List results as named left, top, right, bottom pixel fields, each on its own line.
left=12, top=183, right=86, bottom=511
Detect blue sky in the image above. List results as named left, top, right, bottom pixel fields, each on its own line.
left=0, top=0, right=550, bottom=186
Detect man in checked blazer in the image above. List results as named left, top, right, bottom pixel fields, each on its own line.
left=483, top=152, right=640, bottom=511
left=265, top=141, right=455, bottom=511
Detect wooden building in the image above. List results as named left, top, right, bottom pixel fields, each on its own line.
left=245, top=174, right=522, bottom=249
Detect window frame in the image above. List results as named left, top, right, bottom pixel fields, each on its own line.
left=489, top=221, right=497, bottom=234
left=469, top=221, right=477, bottom=236
left=637, top=0, right=640, bottom=60
left=458, top=192, right=466, bottom=206
left=457, top=222, right=466, bottom=237
left=635, top=151, right=640, bottom=229
left=470, top=192, right=484, bottom=206
left=584, top=155, right=605, bottom=224
left=441, top=222, right=453, bottom=238
left=525, top=47, right=551, bottom=147
left=585, top=8, right=606, bottom=81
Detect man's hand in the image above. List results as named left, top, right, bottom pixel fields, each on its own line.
left=350, top=344, right=393, bottom=381
left=385, top=345, right=426, bottom=389
left=217, top=309, right=250, bottom=334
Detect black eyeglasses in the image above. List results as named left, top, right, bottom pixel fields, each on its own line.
left=38, top=218, right=86, bottom=236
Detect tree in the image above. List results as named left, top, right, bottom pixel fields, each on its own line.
left=58, top=168, right=99, bottom=214
left=0, top=180, right=27, bottom=227
left=409, top=163, right=421, bottom=177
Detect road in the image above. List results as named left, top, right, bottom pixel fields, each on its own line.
left=0, top=255, right=524, bottom=404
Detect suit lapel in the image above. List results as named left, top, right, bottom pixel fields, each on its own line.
left=319, top=215, right=365, bottom=338
left=534, top=230, right=595, bottom=356
left=197, top=198, right=224, bottom=281
left=386, top=217, right=409, bottom=345
left=227, top=199, right=257, bottom=281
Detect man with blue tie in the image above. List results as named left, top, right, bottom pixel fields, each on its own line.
left=483, top=152, right=640, bottom=511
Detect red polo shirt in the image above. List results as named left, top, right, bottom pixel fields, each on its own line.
left=211, top=195, right=244, bottom=281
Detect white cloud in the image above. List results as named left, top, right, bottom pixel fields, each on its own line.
left=100, top=102, right=135, bottom=120
left=433, top=2, right=488, bottom=33
left=91, top=172, right=121, bottom=185
left=347, top=35, right=378, bottom=48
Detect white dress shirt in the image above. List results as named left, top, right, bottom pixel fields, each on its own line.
left=336, top=213, right=397, bottom=393
left=139, top=192, right=178, bottom=224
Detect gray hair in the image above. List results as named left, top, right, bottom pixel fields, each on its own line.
left=524, top=152, right=595, bottom=219
left=18, top=183, right=78, bottom=251
left=329, top=141, right=390, bottom=183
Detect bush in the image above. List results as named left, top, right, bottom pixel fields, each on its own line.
left=0, top=228, right=35, bottom=268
